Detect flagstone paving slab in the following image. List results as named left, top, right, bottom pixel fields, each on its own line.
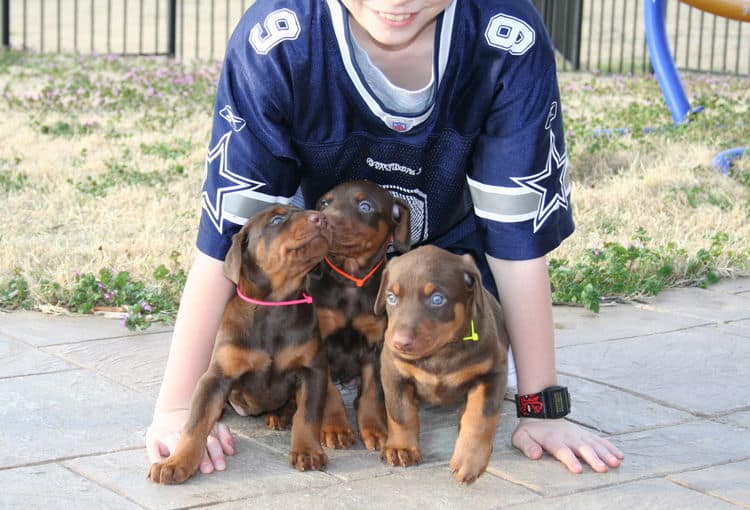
left=0, top=310, right=171, bottom=347
left=2, top=279, right=749, bottom=508
left=556, top=325, right=750, bottom=415
left=0, top=463, right=142, bottom=510
left=556, top=374, right=695, bottom=434
left=719, top=319, right=750, bottom=339
left=205, top=463, right=541, bottom=510
left=0, top=335, right=75, bottom=378
left=709, top=278, right=750, bottom=296
left=552, top=304, right=709, bottom=347
left=0, top=370, right=152, bottom=468
left=644, top=287, right=750, bottom=323
left=720, top=411, right=750, bottom=430
left=44, top=331, right=172, bottom=398
left=65, top=443, right=335, bottom=510
left=506, top=477, right=739, bottom=509
left=668, top=459, right=750, bottom=508
left=486, top=420, right=750, bottom=498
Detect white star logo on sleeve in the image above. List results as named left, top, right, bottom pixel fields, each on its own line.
left=510, top=129, right=569, bottom=233
left=201, top=131, right=265, bottom=234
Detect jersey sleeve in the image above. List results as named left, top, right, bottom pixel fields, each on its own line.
left=196, top=3, right=304, bottom=261
left=467, top=9, right=574, bottom=261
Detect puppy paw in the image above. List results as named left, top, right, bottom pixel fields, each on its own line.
left=265, top=413, right=292, bottom=430
left=359, top=424, right=387, bottom=451
left=147, top=457, right=198, bottom=485
left=381, top=445, right=421, bottom=467
left=289, top=448, right=328, bottom=471
left=449, top=445, right=491, bottom=484
left=320, top=423, right=356, bottom=449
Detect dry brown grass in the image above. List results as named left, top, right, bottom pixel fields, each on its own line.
left=0, top=56, right=748, bottom=310
left=0, top=108, right=208, bottom=299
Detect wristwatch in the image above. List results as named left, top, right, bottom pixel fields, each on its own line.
left=515, top=385, right=571, bottom=419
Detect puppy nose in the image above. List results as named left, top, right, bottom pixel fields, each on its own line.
left=307, top=211, right=326, bottom=227
left=392, top=330, right=415, bottom=353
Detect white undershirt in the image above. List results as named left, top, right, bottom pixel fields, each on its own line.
left=349, top=29, right=435, bottom=115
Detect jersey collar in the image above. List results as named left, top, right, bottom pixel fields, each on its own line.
left=325, top=0, right=456, bottom=133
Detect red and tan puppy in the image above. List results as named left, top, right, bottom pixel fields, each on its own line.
left=375, top=245, right=509, bottom=484
left=148, top=205, right=331, bottom=484
left=308, top=180, right=410, bottom=450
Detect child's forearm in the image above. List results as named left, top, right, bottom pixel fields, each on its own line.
left=485, top=255, right=557, bottom=395
left=153, top=251, right=235, bottom=415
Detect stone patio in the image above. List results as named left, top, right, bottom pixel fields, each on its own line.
left=1, top=278, right=748, bottom=509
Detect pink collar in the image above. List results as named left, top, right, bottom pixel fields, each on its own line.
left=236, top=287, right=313, bottom=306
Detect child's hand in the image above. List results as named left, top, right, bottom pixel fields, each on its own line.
left=146, top=409, right=235, bottom=474
left=512, top=418, right=623, bottom=473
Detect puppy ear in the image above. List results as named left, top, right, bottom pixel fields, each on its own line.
left=390, top=198, right=411, bottom=253
left=460, top=254, right=484, bottom=313
left=373, top=266, right=390, bottom=316
left=223, top=229, right=246, bottom=284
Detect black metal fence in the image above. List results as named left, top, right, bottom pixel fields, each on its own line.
left=1, top=0, right=749, bottom=75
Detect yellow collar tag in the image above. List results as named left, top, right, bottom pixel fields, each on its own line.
left=462, top=320, right=479, bottom=342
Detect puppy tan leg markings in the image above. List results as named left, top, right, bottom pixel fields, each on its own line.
left=356, top=363, right=388, bottom=450
left=148, top=370, right=230, bottom=484
left=381, top=396, right=421, bottom=466
left=148, top=433, right=206, bottom=484
left=265, top=399, right=297, bottom=430
left=320, top=376, right=355, bottom=448
left=290, top=384, right=327, bottom=471
left=449, top=384, right=499, bottom=484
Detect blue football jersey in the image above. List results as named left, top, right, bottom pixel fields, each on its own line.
left=198, top=0, right=574, bottom=262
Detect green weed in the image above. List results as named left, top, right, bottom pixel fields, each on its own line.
left=38, top=119, right=98, bottom=137
left=549, top=229, right=744, bottom=312
left=141, top=138, right=194, bottom=160
left=0, top=273, right=32, bottom=309
left=0, top=157, right=26, bottom=192
left=68, top=149, right=187, bottom=197
left=667, top=185, right=734, bottom=210
left=66, top=252, right=186, bottom=330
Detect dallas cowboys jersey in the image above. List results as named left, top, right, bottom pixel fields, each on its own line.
left=198, top=0, right=574, bottom=262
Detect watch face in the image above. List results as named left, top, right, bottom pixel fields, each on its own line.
left=516, top=386, right=570, bottom=419
left=548, top=387, right=571, bottom=418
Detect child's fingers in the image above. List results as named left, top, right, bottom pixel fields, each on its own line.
left=575, top=443, right=608, bottom=473
left=511, top=427, right=543, bottom=460
left=591, top=441, right=620, bottom=467
left=215, top=423, right=235, bottom=455
left=206, top=435, right=226, bottom=471
left=146, top=439, right=166, bottom=464
left=199, top=449, right=215, bottom=474
left=551, top=444, right=584, bottom=474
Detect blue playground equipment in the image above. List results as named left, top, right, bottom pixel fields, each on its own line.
left=644, top=0, right=748, bottom=173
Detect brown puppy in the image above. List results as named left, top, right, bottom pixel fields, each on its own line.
left=308, top=180, right=410, bottom=450
left=148, top=205, right=331, bottom=484
left=374, top=245, right=509, bottom=484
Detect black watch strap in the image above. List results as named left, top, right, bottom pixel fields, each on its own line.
left=515, top=385, right=571, bottom=419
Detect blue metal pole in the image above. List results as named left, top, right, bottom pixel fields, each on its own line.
left=644, top=0, right=693, bottom=124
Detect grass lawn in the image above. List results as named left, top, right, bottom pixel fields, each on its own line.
left=1, top=51, right=748, bottom=328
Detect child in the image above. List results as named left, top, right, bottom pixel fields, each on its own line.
left=146, top=0, right=624, bottom=475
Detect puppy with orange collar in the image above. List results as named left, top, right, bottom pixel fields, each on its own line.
left=374, top=245, right=509, bottom=484
left=309, top=180, right=410, bottom=450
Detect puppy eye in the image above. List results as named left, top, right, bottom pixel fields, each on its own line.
left=429, top=293, right=446, bottom=307
left=386, top=292, right=399, bottom=306
left=358, top=200, right=373, bottom=213
left=269, top=215, right=285, bottom=225
left=318, top=199, right=329, bottom=210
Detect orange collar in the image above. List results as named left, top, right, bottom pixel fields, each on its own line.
left=324, top=256, right=385, bottom=288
